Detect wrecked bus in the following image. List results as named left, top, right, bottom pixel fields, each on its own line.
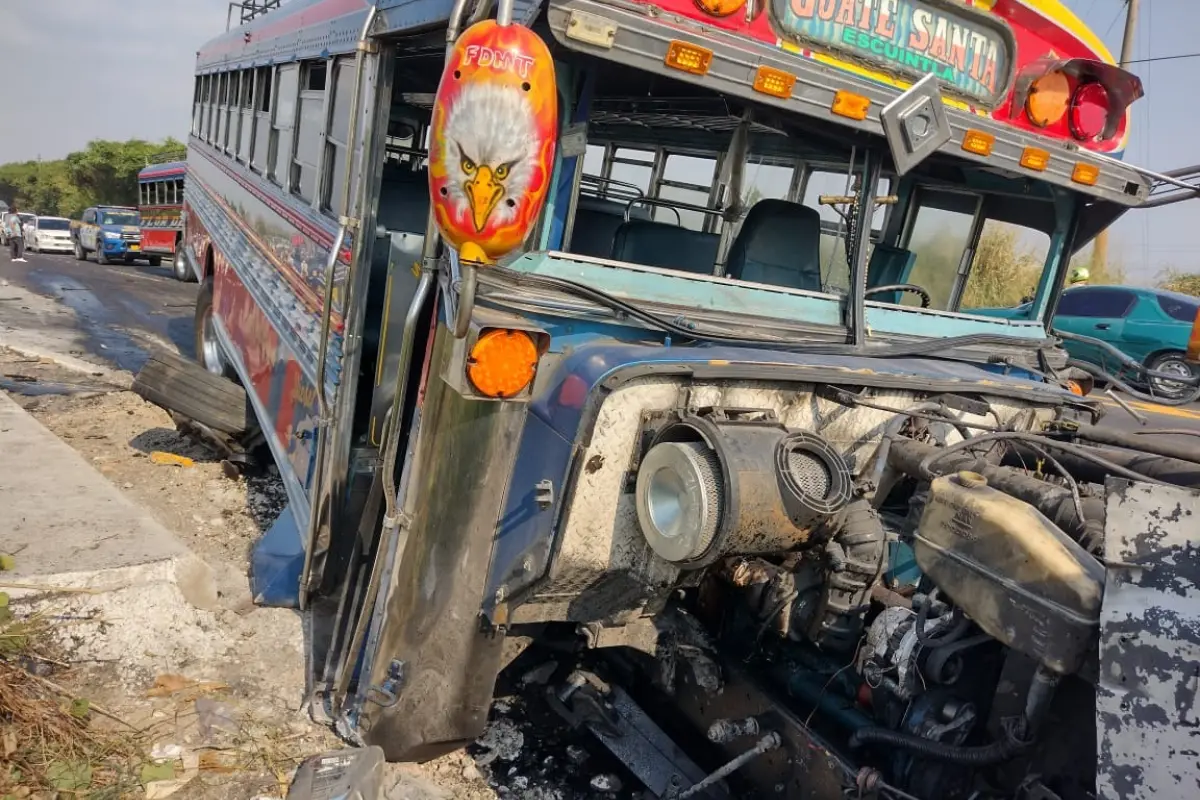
left=141, top=0, right=1200, bottom=796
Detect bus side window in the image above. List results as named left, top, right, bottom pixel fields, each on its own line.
left=324, top=56, right=356, bottom=217
left=251, top=67, right=273, bottom=174
left=293, top=60, right=328, bottom=203
left=271, top=65, right=300, bottom=189
left=655, top=154, right=716, bottom=232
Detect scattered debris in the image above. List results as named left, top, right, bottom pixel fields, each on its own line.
left=520, top=659, right=559, bottom=687
left=474, top=718, right=525, bottom=766
left=150, top=450, right=196, bottom=468
left=590, top=773, right=623, bottom=793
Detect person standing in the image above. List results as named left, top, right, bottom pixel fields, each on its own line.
left=6, top=206, right=27, bottom=262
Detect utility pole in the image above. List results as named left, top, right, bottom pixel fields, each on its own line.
left=1092, top=0, right=1138, bottom=278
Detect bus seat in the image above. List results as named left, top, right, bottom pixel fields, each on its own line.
left=377, top=166, right=430, bottom=234
left=569, top=196, right=649, bottom=259
left=866, top=244, right=916, bottom=305
left=725, top=200, right=822, bottom=291
left=610, top=219, right=719, bottom=275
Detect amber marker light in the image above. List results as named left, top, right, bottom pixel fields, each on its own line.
left=1072, top=163, right=1100, bottom=186
left=467, top=329, right=539, bottom=398
left=1187, top=309, right=1200, bottom=362
left=694, top=0, right=745, bottom=17
left=1020, top=147, right=1049, bottom=171
left=665, top=41, right=713, bottom=76
left=754, top=66, right=796, bottom=99
left=1025, top=71, right=1070, bottom=127
left=832, top=90, right=870, bottom=121
left=962, top=129, right=995, bottom=156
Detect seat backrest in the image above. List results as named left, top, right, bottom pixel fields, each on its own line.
left=610, top=220, right=719, bottom=275
left=725, top=199, right=822, bottom=291
left=569, top=196, right=649, bottom=259
left=377, top=165, right=431, bottom=234
left=865, top=244, right=917, bottom=305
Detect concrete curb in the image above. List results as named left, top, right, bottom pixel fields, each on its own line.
left=0, top=337, right=132, bottom=388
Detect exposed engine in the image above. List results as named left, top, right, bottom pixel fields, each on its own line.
left=522, top=378, right=1196, bottom=799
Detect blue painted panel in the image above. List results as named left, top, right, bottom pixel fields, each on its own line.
left=509, top=253, right=1049, bottom=342
left=251, top=504, right=304, bottom=607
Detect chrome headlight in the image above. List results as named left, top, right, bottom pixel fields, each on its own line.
left=635, top=440, right=723, bottom=563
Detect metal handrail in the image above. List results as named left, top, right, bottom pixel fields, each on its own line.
left=298, top=4, right=378, bottom=609
left=622, top=196, right=725, bottom=224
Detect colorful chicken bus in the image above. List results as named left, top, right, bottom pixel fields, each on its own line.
left=154, top=0, right=1200, bottom=796
left=137, top=161, right=189, bottom=279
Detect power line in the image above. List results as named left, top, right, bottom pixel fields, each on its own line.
left=1123, top=52, right=1200, bottom=65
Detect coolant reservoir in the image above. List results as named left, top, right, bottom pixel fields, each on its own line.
left=914, top=471, right=1104, bottom=674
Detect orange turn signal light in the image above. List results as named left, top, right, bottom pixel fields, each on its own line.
left=1025, top=71, right=1070, bottom=127
left=832, top=90, right=870, bottom=121
left=665, top=41, right=713, bottom=76
left=1072, top=163, right=1100, bottom=185
left=1066, top=380, right=1085, bottom=396
left=467, top=329, right=539, bottom=398
left=1020, top=147, right=1049, bottom=171
left=754, top=66, right=796, bottom=99
left=962, top=129, right=995, bottom=156
left=694, top=0, right=745, bottom=17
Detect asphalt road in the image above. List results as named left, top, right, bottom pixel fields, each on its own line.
left=0, top=247, right=198, bottom=373
left=2, top=246, right=1199, bottom=435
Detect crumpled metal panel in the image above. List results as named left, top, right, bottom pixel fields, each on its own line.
left=1098, top=479, right=1200, bottom=800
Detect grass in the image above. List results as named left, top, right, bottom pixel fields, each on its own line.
left=0, top=599, right=147, bottom=797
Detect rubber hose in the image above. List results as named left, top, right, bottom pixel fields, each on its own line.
left=848, top=726, right=1026, bottom=766
left=812, top=499, right=886, bottom=651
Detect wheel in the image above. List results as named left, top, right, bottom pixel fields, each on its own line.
left=95, top=241, right=109, bottom=265
left=1146, top=352, right=1200, bottom=402
left=28, top=241, right=37, bottom=253
left=149, top=255, right=162, bottom=267
left=172, top=254, right=190, bottom=281
left=194, top=278, right=235, bottom=379
left=123, top=254, right=135, bottom=265
left=74, top=241, right=86, bottom=260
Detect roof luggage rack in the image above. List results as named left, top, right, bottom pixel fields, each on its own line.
left=226, top=0, right=283, bottom=29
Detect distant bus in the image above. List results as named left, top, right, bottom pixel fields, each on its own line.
left=137, top=161, right=190, bottom=281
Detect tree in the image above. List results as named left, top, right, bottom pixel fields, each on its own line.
left=0, top=138, right=183, bottom=218
left=1158, top=268, right=1200, bottom=297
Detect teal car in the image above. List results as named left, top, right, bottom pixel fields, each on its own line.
left=985, top=285, right=1200, bottom=399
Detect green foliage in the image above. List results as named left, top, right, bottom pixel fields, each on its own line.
left=958, top=222, right=1043, bottom=309
left=0, top=138, right=184, bottom=219
left=1158, top=268, right=1200, bottom=297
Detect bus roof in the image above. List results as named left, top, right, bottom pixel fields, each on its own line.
left=139, top=162, right=188, bottom=181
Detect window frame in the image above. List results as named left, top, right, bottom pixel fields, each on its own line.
left=291, top=58, right=332, bottom=207
left=321, top=55, right=358, bottom=217
left=270, top=63, right=301, bottom=190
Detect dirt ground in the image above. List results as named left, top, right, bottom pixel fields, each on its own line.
left=1, top=346, right=634, bottom=800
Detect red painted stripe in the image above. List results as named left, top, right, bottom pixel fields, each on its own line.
left=197, top=0, right=368, bottom=63
left=140, top=170, right=187, bottom=181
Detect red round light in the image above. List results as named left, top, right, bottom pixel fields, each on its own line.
left=1069, top=82, right=1111, bottom=142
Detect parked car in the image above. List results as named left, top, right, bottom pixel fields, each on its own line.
left=980, top=285, right=1200, bottom=400
left=24, top=216, right=74, bottom=253
left=1, top=212, right=35, bottom=246
left=70, top=206, right=147, bottom=265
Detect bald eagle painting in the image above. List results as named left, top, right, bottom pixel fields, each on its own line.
left=428, top=21, right=558, bottom=264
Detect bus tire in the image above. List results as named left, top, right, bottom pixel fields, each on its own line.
left=195, top=278, right=235, bottom=380
left=173, top=251, right=193, bottom=282
left=149, top=255, right=163, bottom=267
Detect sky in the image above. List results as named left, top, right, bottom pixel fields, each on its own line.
left=0, top=0, right=1196, bottom=283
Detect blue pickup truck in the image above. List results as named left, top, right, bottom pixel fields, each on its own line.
left=70, top=206, right=146, bottom=265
